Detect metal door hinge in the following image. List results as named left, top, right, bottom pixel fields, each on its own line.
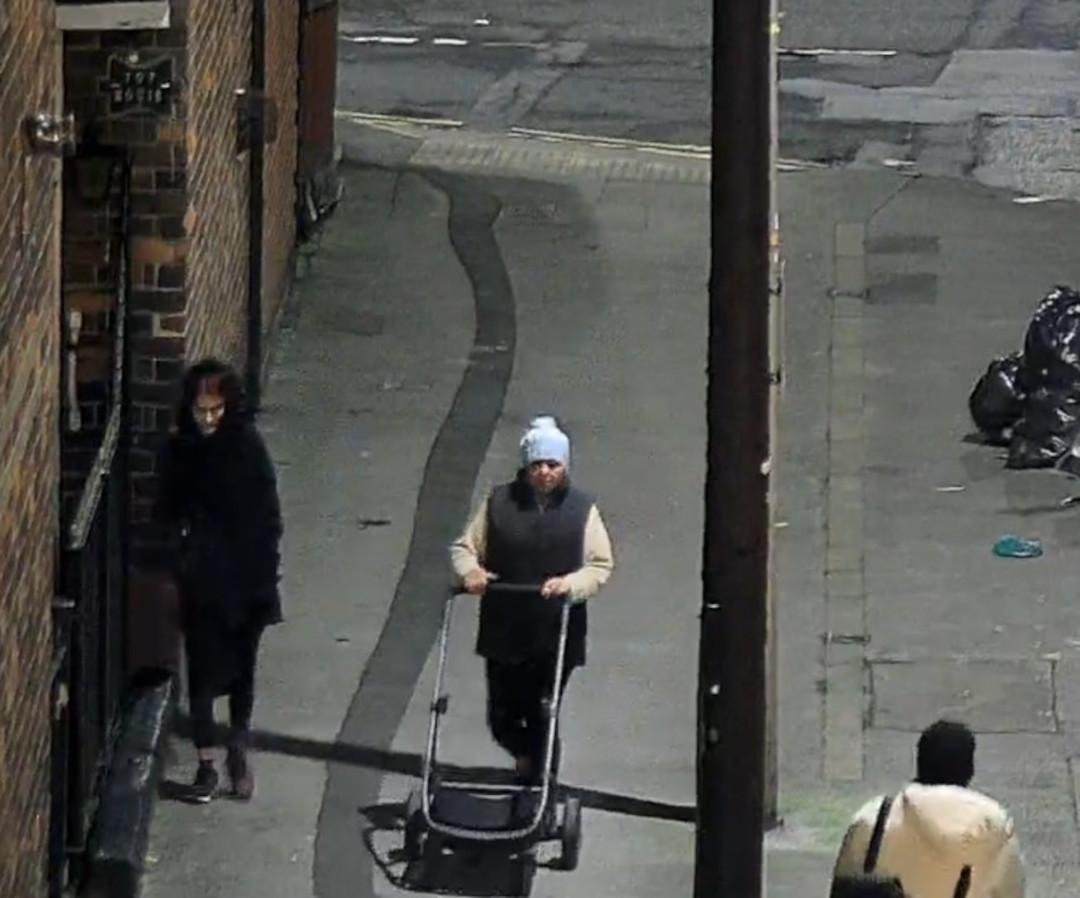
left=25, top=113, right=76, bottom=156
left=53, top=682, right=70, bottom=721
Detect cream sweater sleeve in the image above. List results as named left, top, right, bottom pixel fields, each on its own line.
left=562, top=505, right=615, bottom=601
left=990, top=831, right=1026, bottom=898
left=449, top=497, right=489, bottom=581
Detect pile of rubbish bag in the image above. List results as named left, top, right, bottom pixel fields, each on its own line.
left=969, top=285, right=1080, bottom=472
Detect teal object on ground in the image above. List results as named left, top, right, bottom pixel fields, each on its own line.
left=993, top=535, right=1043, bottom=558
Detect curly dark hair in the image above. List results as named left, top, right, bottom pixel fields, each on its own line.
left=916, top=719, right=975, bottom=787
left=174, top=358, right=249, bottom=435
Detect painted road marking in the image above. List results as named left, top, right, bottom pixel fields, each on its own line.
left=335, top=109, right=464, bottom=129
left=335, top=109, right=830, bottom=172
left=342, top=34, right=420, bottom=45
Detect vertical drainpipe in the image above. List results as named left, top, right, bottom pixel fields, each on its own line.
left=118, top=150, right=133, bottom=678
left=246, top=0, right=267, bottom=411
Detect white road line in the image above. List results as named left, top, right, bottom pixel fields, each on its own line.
left=334, top=109, right=464, bottom=128
left=630, top=145, right=710, bottom=160
left=509, top=125, right=710, bottom=154
left=335, top=108, right=825, bottom=170
left=780, top=47, right=897, bottom=57
left=342, top=34, right=420, bottom=45
left=340, top=33, right=537, bottom=49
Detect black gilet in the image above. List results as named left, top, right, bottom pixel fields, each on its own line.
left=476, top=475, right=592, bottom=669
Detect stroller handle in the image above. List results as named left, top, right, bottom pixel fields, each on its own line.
left=424, top=581, right=574, bottom=841
left=449, top=582, right=566, bottom=598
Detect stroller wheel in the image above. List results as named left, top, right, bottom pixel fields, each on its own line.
left=560, top=797, right=582, bottom=871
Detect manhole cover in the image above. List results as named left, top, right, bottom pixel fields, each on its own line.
left=870, top=658, right=1055, bottom=733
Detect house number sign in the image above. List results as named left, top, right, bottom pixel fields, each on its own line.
left=103, top=53, right=175, bottom=116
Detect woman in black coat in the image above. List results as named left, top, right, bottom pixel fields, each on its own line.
left=157, top=358, right=283, bottom=801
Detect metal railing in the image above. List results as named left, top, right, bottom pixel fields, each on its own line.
left=49, top=155, right=131, bottom=897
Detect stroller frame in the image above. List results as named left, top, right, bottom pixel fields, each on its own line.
left=402, top=584, right=583, bottom=887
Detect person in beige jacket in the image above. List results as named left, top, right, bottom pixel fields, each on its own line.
left=450, top=415, right=614, bottom=782
left=831, top=720, right=1025, bottom=898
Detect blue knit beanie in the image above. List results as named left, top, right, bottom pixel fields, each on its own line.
left=520, top=415, right=570, bottom=467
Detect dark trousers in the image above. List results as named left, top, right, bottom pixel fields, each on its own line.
left=188, top=626, right=262, bottom=750
left=485, top=656, right=574, bottom=779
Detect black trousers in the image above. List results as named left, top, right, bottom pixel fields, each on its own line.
left=484, top=656, right=574, bottom=779
left=188, top=625, right=262, bottom=750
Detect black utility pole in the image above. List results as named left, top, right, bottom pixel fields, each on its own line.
left=695, top=0, right=772, bottom=895
left=765, top=0, right=783, bottom=830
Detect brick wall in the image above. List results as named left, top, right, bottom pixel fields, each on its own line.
left=185, top=0, right=252, bottom=365
left=61, top=24, right=190, bottom=540
left=263, top=0, right=299, bottom=335
left=59, top=0, right=302, bottom=555
left=0, top=0, right=62, bottom=895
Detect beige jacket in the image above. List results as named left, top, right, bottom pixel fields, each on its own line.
left=832, top=784, right=1025, bottom=898
left=449, top=495, right=614, bottom=601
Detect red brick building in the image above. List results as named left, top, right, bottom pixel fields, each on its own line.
left=0, top=2, right=338, bottom=894
left=0, top=4, right=64, bottom=897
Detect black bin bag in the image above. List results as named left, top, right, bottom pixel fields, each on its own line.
left=1008, top=386, right=1080, bottom=468
left=969, top=352, right=1024, bottom=444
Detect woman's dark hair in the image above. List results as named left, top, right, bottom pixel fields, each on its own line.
left=175, top=358, right=248, bottom=434
left=916, top=719, right=975, bottom=787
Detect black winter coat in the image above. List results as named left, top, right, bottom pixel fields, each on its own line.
left=157, top=417, right=283, bottom=633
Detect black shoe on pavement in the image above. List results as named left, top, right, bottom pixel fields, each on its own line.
left=190, top=761, right=219, bottom=803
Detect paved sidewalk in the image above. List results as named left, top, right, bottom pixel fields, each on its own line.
left=143, top=122, right=1080, bottom=897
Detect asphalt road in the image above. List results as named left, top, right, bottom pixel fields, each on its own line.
left=339, top=0, right=1080, bottom=197
left=337, top=0, right=710, bottom=143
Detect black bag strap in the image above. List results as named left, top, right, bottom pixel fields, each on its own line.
left=954, top=865, right=972, bottom=898
left=864, top=795, right=893, bottom=873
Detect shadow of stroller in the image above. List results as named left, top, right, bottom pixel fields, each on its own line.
left=357, top=799, right=413, bottom=889
left=157, top=715, right=692, bottom=892
left=358, top=792, right=560, bottom=896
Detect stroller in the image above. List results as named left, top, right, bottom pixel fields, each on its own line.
left=401, top=583, right=583, bottom=893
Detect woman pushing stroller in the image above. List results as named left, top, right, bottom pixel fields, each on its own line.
left=450, top=415, right=615, bottom=784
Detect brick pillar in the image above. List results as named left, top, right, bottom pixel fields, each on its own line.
left=60, top=0, right=302, bottom=674
left=0, top=1, right=63, bottom=893
left=63, top=25, right=190, bottom=542
left=63, top=24, right=190, bottom=673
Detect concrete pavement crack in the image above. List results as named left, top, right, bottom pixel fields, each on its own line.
left=866, top=175, right=918, bottom=225
left=312, top=168, right=515, bottom=898
left=465, top=39, right=588, bottom=131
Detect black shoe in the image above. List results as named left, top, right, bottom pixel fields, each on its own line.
left=226, top=745, right=254, bottom=801
left=190, top=761, right=219, bottom=803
